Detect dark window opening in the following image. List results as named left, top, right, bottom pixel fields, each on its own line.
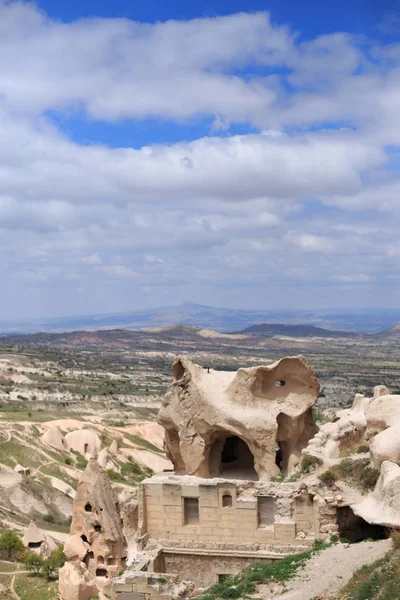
left=173, top=360, right=185, bottom=381
left=275, top=380, right=286, bottom=387
left=84, top=503, right=92, bottom=512
left=28, top=541, right=42, bottom=548
left=258, top=496, right=275, bottom=528
left=81, top=535, right=88, bottom=543
left=97, top=555, right=104, bottom=563
left=212, top=436, right=258, bottom=481
left=183, top=497, right=199, bottom=525
left=87, top=551, right=94, bottom=559
left=94, top=524, right=102, bottom=533
left=222, top=493, right=233, bottom=508
left=275, top=441, right=283, bottom=471
left=84, top=443, right=89, bottom=454
left=336, top=507, right=388, bottom=543
left=96, top=568, right=108, bottom=578
left=107, top=557, right=116, bottom=565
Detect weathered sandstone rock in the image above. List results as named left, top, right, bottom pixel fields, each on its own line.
left=158, top=356, right=319, bottom=480
left=64, top=430, right=101, bottom=457
left=59, top=561, right=97, bottom=600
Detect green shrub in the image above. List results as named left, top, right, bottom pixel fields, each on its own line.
left=357, top=444, right=370, bottom=454
left=301, top=454, right=323, bottom=473
left=390, top=529, right=400, bottom=549
left=319, top=470, right=338, bottom=485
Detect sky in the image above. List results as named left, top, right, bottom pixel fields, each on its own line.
left=0, top=0, right=399, bottom=319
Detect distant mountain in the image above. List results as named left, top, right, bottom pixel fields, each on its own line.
left=235, top=323, right=356, bottom=338
left=0, top=302, right=399, bottom=334
left=374, top=323, right=400, bottom=339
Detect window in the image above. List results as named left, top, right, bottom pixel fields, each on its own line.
left=84, top=503, right=92, bottom=512
left=222, top=493, right=233, bottom=508
left=95, top=568, right=107, bottom=578
left=257, top=496, right=274, bottom=528
left=81, top=534, right=88, bottom=543
left=183, top=497, right=199, bottom=525
left=84, top=443, right=89, bottom=453
left=94, top=524, right=102, bottom=533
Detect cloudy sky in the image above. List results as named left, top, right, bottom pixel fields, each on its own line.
left=0, top=0, right=399, bottom=319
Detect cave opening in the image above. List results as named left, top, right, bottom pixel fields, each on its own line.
left=275, top=441, right=283, bottom=471
left=336, top=507, right=388, bottom=543
left=209, top=435, right=258, bottom=480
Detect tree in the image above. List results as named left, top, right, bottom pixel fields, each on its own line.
left=25, top=552, right=44, bottom=576
left=42, top=545, right=66, bottom=580
left=0, top=530, right=24, bottom=561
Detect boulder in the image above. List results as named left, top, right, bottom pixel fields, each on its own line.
left=64, top=535, right=88, bottom=561
left=370, top=423, right=400, bottom=469
left=366, top=394, right=400, bottom=431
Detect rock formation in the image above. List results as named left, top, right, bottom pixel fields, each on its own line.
left=158, top=355, right=319, bottom=480
left=58, top=561, right=97, bottom=600
left=60, top=459, right=127, bottom=599
left=64, top=430, right=101, bottom=457
left=22, top=521, right=56, bottom=558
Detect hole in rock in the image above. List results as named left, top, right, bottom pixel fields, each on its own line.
left=81, top=535, right=88, bottom=543
left=28, top=541, right=42, bottom=548
left=275, top=380, right=286, bottom=387
left=172, top=360, right=185, bottom=381
left=84, top=503, right=92, bottom=512
left=96, top=568, right=108, bottom=578
left=87, top=551, right=94, bottom=559
left=275, top=441, right=283, bottom=471
left=222, top=493, right=233, bottom=508
left=84, top=443, right=89, bottom=454
left=97, top=555, right=104, bottom=564
left=210, top=436, right=258, bottom=480
left=107, top=557, right=116, bottom=565
left=336, top=507, right=388, bottom=543
left=94, top=524, right=102, bottom=533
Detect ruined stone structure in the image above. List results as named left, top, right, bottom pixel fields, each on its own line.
left=59, top=459, right=127, bottom=599
left=158, top=356, right=319, bottom=480
left=57, top=357, right=397, bottom=600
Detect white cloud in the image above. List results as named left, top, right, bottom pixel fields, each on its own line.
left=0, top=2, right=398, bottom=316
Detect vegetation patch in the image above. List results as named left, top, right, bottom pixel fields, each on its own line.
left=197, top=542, right=330, bottom=600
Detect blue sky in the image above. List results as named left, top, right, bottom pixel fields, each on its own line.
left=0, top=0, right=399, bottom=318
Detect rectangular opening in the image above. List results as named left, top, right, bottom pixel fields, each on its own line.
left=183, top=497, right=199, bottom=525
left=257, top=496, right=274, bottom=528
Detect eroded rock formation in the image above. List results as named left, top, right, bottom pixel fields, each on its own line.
left=158, top=355, right=320, bottom=480
left=60, top=459, right=127, bottom=599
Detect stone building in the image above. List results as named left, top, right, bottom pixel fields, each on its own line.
left=113, top=356, right=335, bottom=598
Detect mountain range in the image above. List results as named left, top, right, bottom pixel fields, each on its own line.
left=0, top=302, right=399, bottom=335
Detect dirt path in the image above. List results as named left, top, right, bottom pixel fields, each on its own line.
left=262, top=539, right=391, bottom=600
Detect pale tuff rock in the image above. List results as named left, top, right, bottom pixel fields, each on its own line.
left=22, top=521, right=56, bottom=558
left=305, top=409, right=367, bottom=460
left=353, top=460, right=400, bottom=528
left=158, top=356, right=319, bottom=480
left=109, top=439, right=119, bottom=454
left=14, top=464, right=31, bottom=475
left=370, top=424, right=400, bottom=469
left=366, top=394, right=400, bottom=431
left=59, top=459, right=127, bottom=599
left=58, top=561, right=97, bottom=600
left=64, top=429, right=102, bottom=457
left=41, top=426, right=66, bottom=451
left=97, top=448, right=118, bottom=472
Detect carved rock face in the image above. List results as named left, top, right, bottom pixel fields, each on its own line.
left=158, top=356, right=320, bottom=481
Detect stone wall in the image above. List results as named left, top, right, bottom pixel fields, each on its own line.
left=163, top=552, right=273, bottom=587
left=142, top=477, right=318, bottom=548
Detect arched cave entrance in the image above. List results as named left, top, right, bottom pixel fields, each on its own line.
left=336, top=507, right=388, bottom=543
left=209, top=435, right=258, bottom=480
